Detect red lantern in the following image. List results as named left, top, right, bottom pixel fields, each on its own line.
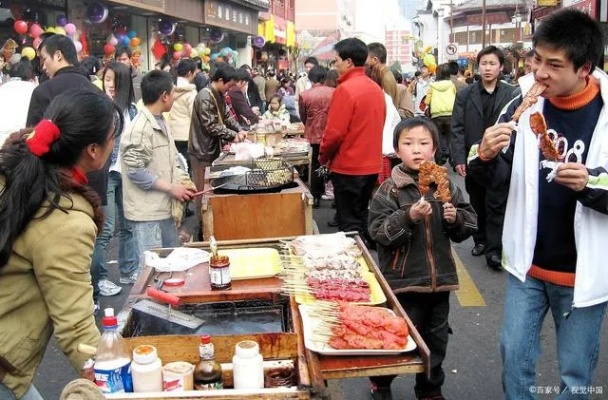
left=13, top=20, right=28, bottom=35
left=103, top=43, right=115, bottom=55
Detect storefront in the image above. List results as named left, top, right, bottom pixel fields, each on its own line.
left=255, top=9, right=296, bottom=72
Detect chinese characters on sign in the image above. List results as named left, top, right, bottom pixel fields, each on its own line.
left=205, top=0, right=256, bottom=35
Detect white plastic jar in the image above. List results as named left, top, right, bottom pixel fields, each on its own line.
left=232, top=340, right=264, bottom=389
left=131, top=345, right=163, bottom=392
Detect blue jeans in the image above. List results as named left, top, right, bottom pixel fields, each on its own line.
left=91, top=173, right=137, bottom=288
left=131, top=218, right=179, bottom=272
left=0, top=383, right=43, bottom=400
left=501, top=274, right=607, bottom=400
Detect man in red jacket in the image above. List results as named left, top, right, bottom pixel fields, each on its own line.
left=319, top=38, right=386, bottom=247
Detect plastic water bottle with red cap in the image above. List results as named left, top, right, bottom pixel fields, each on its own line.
left=94, top=307, right=133, bottom=393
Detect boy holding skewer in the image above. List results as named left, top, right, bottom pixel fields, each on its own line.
left=368, top=118, right=477, bottom=400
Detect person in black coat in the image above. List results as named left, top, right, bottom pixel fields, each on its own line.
left=450, top=46, right=518, bottom=270
left=26, top=34, right=109, bottom=205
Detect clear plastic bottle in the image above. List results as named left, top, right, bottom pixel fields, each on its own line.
left=193, top=335, right=223, bottom=390
left=94, top=308, right=133, bottom=394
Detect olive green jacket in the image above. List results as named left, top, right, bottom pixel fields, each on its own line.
left=0, top=178, right=100, bottom=398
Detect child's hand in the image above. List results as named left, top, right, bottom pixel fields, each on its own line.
left=410, top=198, right=432, bottom=222
left=443, top=202, right=457, bottom=224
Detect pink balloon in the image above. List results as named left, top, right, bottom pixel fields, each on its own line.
left=33, top=37, right=42, bottom=49
left=173, top=51, right=182, bottom=60
left=64, top=23, right=76, bottom=36
left=73, top=40, right=83, bottom=53
left=109, top=35, right=118, bottom=46
left=183, top=43, right=192, bottom=54
left=29, top=23, right=44, bottom=38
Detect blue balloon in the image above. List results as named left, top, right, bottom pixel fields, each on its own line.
left=121, top=35, right=130, bottom=46
left=127, top=30, right=137, bottom=39
left=56, top=15, right=67, bottom=27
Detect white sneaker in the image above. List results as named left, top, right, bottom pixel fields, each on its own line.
left=321, top=194, right=334, bottom=200
left=119, top=272, right=138, bottom=285
left=98, top=279, right=122, bottom=297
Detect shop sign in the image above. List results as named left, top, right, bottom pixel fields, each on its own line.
left=563, top=0, right=597, bottom=18
left=205, top=0, right=257, bottom=35
left=536, top=0, right=559, bottom=5
left=466, top=12, right=509, bottom=25
left=108, top=0, right=164, bottom=13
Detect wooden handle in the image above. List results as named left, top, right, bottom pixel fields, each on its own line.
left=146, top=287, right=180, bottom=306
left=77, top=343, right=97, bottom=355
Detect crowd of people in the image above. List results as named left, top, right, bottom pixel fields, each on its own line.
left=0, top=8, right=606, bottom=400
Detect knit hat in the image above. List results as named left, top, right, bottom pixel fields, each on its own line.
left=60, top=379, right=105, bottom=400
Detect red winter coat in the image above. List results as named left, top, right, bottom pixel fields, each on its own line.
left=319, top=67, right=385, bottom=175
left=299, top=84, right=335, bottom=145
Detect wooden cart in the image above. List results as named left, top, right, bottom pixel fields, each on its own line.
left=200, top=166, right=314, bottom=241
left=112, top=235, right=430, bottom=399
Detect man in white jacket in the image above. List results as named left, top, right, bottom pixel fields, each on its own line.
left=467, top=9, right=608, bottom=400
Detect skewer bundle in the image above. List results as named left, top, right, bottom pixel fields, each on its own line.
left=307, top=302, right=409, bottom=351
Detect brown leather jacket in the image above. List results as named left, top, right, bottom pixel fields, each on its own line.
left=188, top=86, right=243, bottom=162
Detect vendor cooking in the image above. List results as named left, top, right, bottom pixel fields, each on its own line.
left=188, top=63, right=248, bottom=218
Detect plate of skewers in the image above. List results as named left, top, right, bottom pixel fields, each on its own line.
left=299, top=302, right=417, bottom=356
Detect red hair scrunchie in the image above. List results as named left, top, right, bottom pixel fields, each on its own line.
left=26, top=119, right=61, bottom=157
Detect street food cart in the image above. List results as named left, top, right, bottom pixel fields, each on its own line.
left=200, top=165, right=314, bottom=241
left=111, top=234, right=430, bottom=399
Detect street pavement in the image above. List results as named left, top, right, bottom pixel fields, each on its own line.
left=33, top=172, right=608, bottom=399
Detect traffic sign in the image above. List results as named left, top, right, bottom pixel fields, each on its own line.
left=446, top=43, right=458, bottom=60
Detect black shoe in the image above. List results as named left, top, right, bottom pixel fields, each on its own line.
left=331, top=201, right=336, bottom=208
left=327, top=217, right=339, bottom=227
left=487, top=254, right=502, bottom=271
left=471, top=243, right=486, bottom=256
left=313, top=197, right=321, bottom=209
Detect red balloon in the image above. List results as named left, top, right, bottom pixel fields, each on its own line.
left=173, top=51, right=182, bottom=60
left=152, top=39, right=167, bottom=60
left=104, top=43, right=115, bottom=55
left=13, top=20, right=28, bottom=35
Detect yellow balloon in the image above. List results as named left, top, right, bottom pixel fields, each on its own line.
left=174, top=43, right=183, bottom=52
left=204, top=47, right=211, bottom=55
left=46, top=27, right=56, bottom=33
left=55, top=26, right=66, bottom=35
left=424, top=46, right=433, bottom=54
left=22, top=47, right=36, bottom=61
left=190, top=49, right=198, bottom=58
left=423, top=53, right=436, bottom=66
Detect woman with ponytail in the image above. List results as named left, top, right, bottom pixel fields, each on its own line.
left=0, top=89, right=120, bottom=400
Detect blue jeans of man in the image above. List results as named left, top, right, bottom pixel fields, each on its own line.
left=0, top=383, right=43, bottom=400
left=501, top=274, right=607, bottom=400
left=91, top=172, right=137, bottom=296
left=131, top=218, right=179, bottom=270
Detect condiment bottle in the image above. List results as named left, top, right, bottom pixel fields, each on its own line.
left=94, top=308, right=133, bottom=394
left=162, top=362, right=194, bottom=392
left=131, top=345, right=162, bottom=392
left=233, top=340, right=264, bottom=389
left=208, top=237, right=231, bottom=290
left=193, top=335, right=223, bottom=390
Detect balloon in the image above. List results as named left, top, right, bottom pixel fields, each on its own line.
left=183, top=43, right=192, bottom=54
left=108, top=35, right=118, bottom=46
left=203, top=55, right=210, bottom=63
left=252, top=36, right=265, bottom=48
left=424, top=45, right=433, bottom=53
left=88, top=2, right=108, bottom=24
left=33, top=37, right=42, bottom=49
left=104, top=43, right=115, bottom=55
left=64, top=23, right=76, bottom=36
left=203, top=47, right=211, bottom=55
left=196, top=43, right=206, bottom=51
left=121, top=35, right=130, bottom=46
left=21, top=47, right=36, bottom=61
left=428, top=63, right=437, bottom=74
left=46, top=27, right=56, bottom=33
left=190, top=49, right=198, bottom=58
left=13, top=20, right=28, bottom=35
left=55, top=27, right=66, bottom=36
left=127, top=30, right=137, bottom=39
left=423, top=53, right=436, bottom=67
left=115, top=26, right=127, bottom=35
left=174, top=43, right=183, bottom=52
left=29, top=23, right=44, bottom=38
left=56, top=15, right=67, bottom=27
left=152, top=39, right=167, bottom=60
left=159, top=20, right=175, bottom=36
left=130, top=37, right=141, bottom=47
left=173, top=51, right=182, bottom=60
left=73, top=40, right=83, bottom=53
left=210, top=28, right=224, bottom=43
